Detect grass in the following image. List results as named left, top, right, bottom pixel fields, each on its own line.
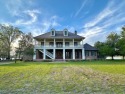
left=0, top=60, right=125, bottom=94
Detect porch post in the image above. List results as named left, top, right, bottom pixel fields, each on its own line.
left=53, top=39, right=56, bottom=60
left=82, top=39, right=83, bottom=45
left=44, top=39, right=46, bottom=46
left=53, top=49, right=55, bottom=60
left=82, top=48, right=85, bottom=60
left=73, top=39, right=74, bottom=47
left=43, top=49, right=46, bottom=60
left=73, top=49, right=75, bottom=59
left=73, top=39, right=75, bottom=59
left=34, top=39, right=36, bottom=45
left=43, top=39, right=46, bottom=60
left=54, top=39, right=55, bottom=47
left=33, top=49, right=36, bottom=60
left=63, top=49, right=65, bottom=60
left=63, top=39, right=65, bottom=47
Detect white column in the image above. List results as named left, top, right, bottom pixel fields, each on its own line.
left=54, top=39, right=56, bottom=47
left=82, top=39, right=83, bottom=45
left=63, top=49, right=65, bottom=60
left=43, top=49, right=46, bottom=60
left=73, top=39, right=75, bottom=59
left=33, top=49, right=36, bottom=60
left=53, top=49, right=55, bottom=59
left=43, top=39, right=46, bottom=60
left=73, top=49, right=75, bottom=59
left=82, top=48, right=85, bottom=60
left=44, top=39, right=46, bottom=46
left=73, top=39, right=74, bottom=47
left=34, top=39, right=36, bottom=45
left=53, top=39, right=56, bottom=60
left=63, top=39, right=65, bottom=47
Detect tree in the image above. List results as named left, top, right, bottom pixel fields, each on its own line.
left=0, top=24, right=22, bottom=59
left=94, top=41, right=105, bottom=58
left=94, top=41, right=111, bottom=59
left=94, top=32, right=120, bottom=60
left=116, top=26, right=125, bottom=59
left=121, top=26, right=125, bottom=38
left=106, top=32, right=119, bottom=60
left=116, top=38, right=125, bottom=59
left=0, top=40, right=8, bottom=59
left=16, top=32, right=34, bottom=61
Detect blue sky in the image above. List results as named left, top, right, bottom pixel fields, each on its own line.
left=0, top=0, right=125, bottom=45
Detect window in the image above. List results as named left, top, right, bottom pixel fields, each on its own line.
left=85, top=51, right=89, bottom=56
left=65, top=42, right=69, bottom=47
left=52, top=31, right=55, bottom=36
left=49, top=42, right=54, bottom=47
left=41, top=42, right=44, bottom=46
left=74, top=42, right=78, bottom=46
left=63, top=29, right=68, bottom=36
left=65, top=31, right=67, bottom=36
left=56, top=42, right=63, bottom=47
left=91, top=51, right=96, bottom=56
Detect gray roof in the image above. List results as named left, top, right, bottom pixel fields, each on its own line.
left=34, top=31, right=85, bottom=40
left=84, top=43, right=98, bottom=51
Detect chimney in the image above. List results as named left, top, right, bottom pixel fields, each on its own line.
left=74, top=30, right=77, bottom=35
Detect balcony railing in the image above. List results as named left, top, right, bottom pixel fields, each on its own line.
left=34, top=45, right=83, bottom=49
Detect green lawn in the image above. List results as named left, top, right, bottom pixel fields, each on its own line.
left=0, top=60, right=125, bottom=94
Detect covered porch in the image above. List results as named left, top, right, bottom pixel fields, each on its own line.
left=35, top=49, right=84, bottom=60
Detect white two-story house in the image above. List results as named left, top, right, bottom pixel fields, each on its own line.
left=33, top=28, right=85, bottom=61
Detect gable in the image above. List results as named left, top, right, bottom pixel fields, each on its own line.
left=84, top=43, right=98, bottom=51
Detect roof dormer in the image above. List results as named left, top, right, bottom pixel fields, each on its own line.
left=63, top=28, right=68, bottom=36
left=51, top=28, right=55, bottom=36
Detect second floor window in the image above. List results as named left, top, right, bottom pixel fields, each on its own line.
left=56, top=42, right=63, bottom=47
left=49, top=42, right=54, bottom=47
left=65, top=42, right=69, bottom=47
left=41, top=42, right=44, bottom=46
left=74, top=42, right=78, bottom=46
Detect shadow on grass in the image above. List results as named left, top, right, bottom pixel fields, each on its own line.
left=0, top=63, right=29, bottom=67
left=68, top=60, right=125, bottom=65
left=0, top=61, right=34, bottom=66
left=0, top=60, right=125, bottom=67
left=0, top=61, right=52, bottom=67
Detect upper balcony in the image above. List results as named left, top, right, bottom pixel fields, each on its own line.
left=34, top=44, right=83, bottom=49
left=34, top=38, right=84, bottom=49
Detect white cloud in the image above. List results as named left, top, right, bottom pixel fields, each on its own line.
left=83, top=32, right=107, bottom=46
left=80, top=0, right=125, bottom=45
left=15, top=9, right=40, bottom=25
left=75, top=0, right=88, bottom=17
left=81, top=26, right=104, bottom=37
left=84, top=1, right=115, bottom=28
left=29, top=28, right=43, bottom=37
left=20, top=15, right=61, bottom=37
left=6, top=0, right=24, bottom=16
left=68, top=27, right=75, bottom=32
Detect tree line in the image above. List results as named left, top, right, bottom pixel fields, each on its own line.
left=0, top=24, right=34, bottom=61
left=1, top=24, right=125, bottom=61
left=94, top=26, right=125, bottom=60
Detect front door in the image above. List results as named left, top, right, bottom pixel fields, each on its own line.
left=56, top=50, right=63, bottom=59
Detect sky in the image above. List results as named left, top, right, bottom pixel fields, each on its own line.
left=0, top=0, right=125, bottom=45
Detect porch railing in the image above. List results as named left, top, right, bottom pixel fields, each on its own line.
left=35, top=45, right=83, bottom=48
